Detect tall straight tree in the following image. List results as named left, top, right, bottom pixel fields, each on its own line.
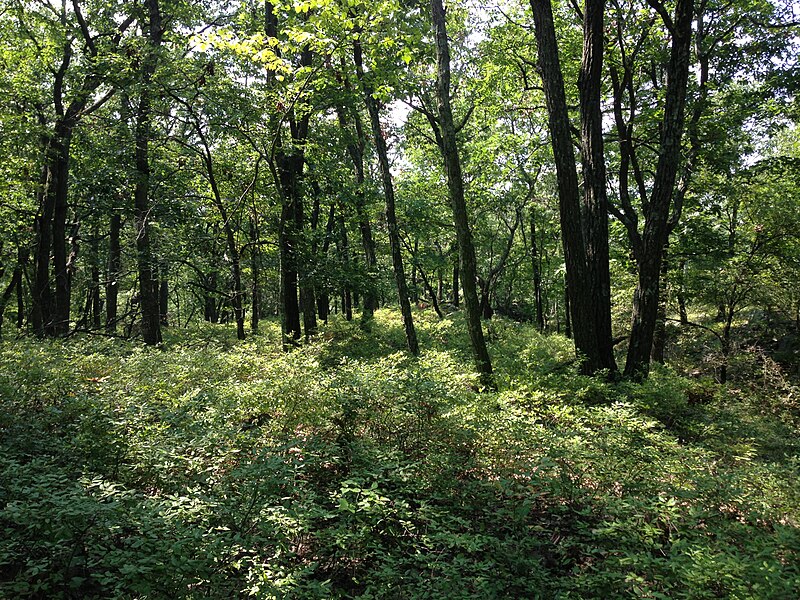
left=430, top=0, right=493, bottom=386
left=529, top=0, right=617, bottom=375
left=133, top=0, right=164, bottom=345
left=352, top=35, right=419, bottom=355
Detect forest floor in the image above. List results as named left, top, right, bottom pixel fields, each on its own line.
left=1, top=308, right=799, bottom=598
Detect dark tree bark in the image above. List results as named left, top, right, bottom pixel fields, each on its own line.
left=31, top=162, right=53, bottom=335
left=677, top=259, right=689, bottom=325
left=451, top=243, right=459, bottom=307
left=206, top=149, right=245, bottom=340
left=623, top=0, right=694, bottom=378
left=51, top=129, right=72, bottom=336
left=430, top=0, right=491, bottom=383
left=0, top=264, right=21, bottom=337
left=563, top=277, right=572, bottom=339
left=27, top=4, right=130, bottom=337
left=335, top=96, right=378, bottom=324
left=578, top=0, right=616, bottom=371
left=530, top=0, right=616, bottom=374
left=317, top=204, right=336, bottom=323
left=249, top=216, right=260, bottom=332
left=337, top=210, right=353, bottom=322
left=264, top=2, right=314, bottom=345
left=529, top=208, right=545, bottom=331
left=651, top=244, right=670, bottom=363
left=159, top=265, right=169, bottom=326
left=353, top=36, right=419, bottom=355
left=105, top=212, right=121, bottom=332
left=133, top=0, right=164, bottom=345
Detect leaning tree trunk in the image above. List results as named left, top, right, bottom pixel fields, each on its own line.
left=133, top=0, right=164, bottom=346
left=353, top=38, right=418, bottom=355
left=431, top=0, right=491, bottom=384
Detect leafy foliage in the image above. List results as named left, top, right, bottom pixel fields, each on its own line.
left=2, top=311, right=799, bottom=598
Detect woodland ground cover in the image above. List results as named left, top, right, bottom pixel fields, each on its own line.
left=1, top=308, right=799, bottom=599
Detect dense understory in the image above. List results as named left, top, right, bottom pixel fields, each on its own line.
left=1, top=309, right=799, bottom=598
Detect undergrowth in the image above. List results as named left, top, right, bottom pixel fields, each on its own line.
left=1, top=309, right=799, bottom=598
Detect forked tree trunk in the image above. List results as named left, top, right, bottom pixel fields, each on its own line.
left=624, top=0, right=694, bottom=378
left=530, top=0, right=614, bottom=374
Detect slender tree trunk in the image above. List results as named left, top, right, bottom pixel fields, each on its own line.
left=133, top=0, right=164, bottom=345
left=651, top=245, right=670, bottom=363
left=106, top=212, right=121, bottom=332
left=16, top=247, right=26, bottom=329
left=529, top=208, right=545, bottom=331
left=677, top=259, right=689, bottom=325
left=207, top=161, right=245, bottom=340
left=624, top=0, right=694, bottom=378
left=353, top=38, right=418, bottom=355
left=0, top=267, right=21, bottom=338
left=451, top=244, right=460, bottom=307
left=159, top=265, right=169, bottom=326
left=250, top=216, right=260, bottom=332
left=317, top=204, right=335, bottom=323
left=337, top=210, right=353, bottom=322
left=336, top=102, right=378, bottom=323
left=564, top=277, right=572, bottom=339
left=431, top=0, right=491, bottom=382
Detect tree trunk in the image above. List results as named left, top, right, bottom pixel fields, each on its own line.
left=624, top=0, right=694, bottom=378
left=207, top=159, right=245, bottom=340
left=578, top=0, right=616, bottom=371
left=159, top=265, right=169, bottom=326
left=106, top=213, right=121, bottom=332
left=317, top=204, right=335, bottom=323
left=563, top=277, right=572, bottom=339
left=31, top=161, right=54, bottom=336
left=337, top=210, right=353, bottom=322
left=451, top=244, right=460, bottom=307
left=336, top=102, right=378, bottom=323
left=530, top=208, right=545, bottom=331
left=431, top=0, right=491, bottom=383
left=0, top=266, right=21, bottom=338
left=250, top=216, right=260, bottom=332
left=530, top=0, right=612, bottom=374
left=133, top=0, right=164, bottom=346
left=651, top=245, right=670, bottom=364
left=353, top=38, right=418, bottom=355
left=51, top=129, right=73, bottom=336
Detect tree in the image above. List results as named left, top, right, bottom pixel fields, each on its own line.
left=429, top=0, right=493, bottom=385
left=529, top=0, right=617, bottom=375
